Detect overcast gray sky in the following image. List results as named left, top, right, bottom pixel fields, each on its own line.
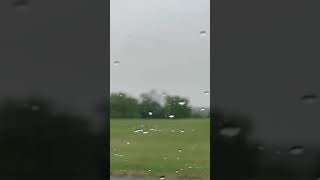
left=111, top=0, right=210, bottom=107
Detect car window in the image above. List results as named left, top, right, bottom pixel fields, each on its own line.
left=110, top=0, right=210, bottom=180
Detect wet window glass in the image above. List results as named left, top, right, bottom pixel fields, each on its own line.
left=214, top=0, right=320, bottom=179
left=110, top=0, right=210, bottom=180
left=0, top=1, right=107, bottom=179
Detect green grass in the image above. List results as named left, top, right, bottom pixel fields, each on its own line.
left=110, top=119, right=210, bottom=180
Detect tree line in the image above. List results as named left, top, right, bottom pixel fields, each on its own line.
left=110, top=90, right=209, bottom=119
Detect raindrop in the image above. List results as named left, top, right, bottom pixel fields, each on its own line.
left=219, top=126, right=241, bottom=137
left=178, top=149, right=182, bottom=153
left=180, top=130, right=185, bottom=133
left=134, top=129, right=143, bottom=133
left=188, top=166, right=193, bottom=169
left=175, top=170, right=180, bottom=173
left=31, top=105, right=40, bottom=111
left=162, top=92, right=167, bottom=97
left=114, top=154, right=124, bottom=157
left=126, top=142, right=130, bottom=145
left=113, top=61, right=120, bottom=66
left=200, top=107, right=206, bottom=111
left=148, top=169, right=152, bottom=172
left=163, top=157, right=167, bottom=160
left=200, top=30, right=207, bottom=37
left=204, top=91, right=210, bottom=95
left=160, top=176, right=165, bottom=180
left=119, top=93, right=123, bottom=97
left=169, top=115, right=175, bottom=118
left=171, top=130, right=175, bottom=133
left=274, top=150, right=281, bottom=155
left=257, top=145, right=265, bottom=151
left=178, top=101, right=186, bottom=105
left=149, top=128, right=155, bottom=131
left=176, top=157, right=180, bottom=160
left=288, top=146, right=305, bottom=155
left=142, top=131, right=149, bottom=134
left=148, top=111, right=153, bottom=115
left=301, top=94, right=318, bottom=104
left=12, top=0, right=29, bottom=12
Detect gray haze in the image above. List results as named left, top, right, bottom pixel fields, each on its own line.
left=111, top=0, right=210, bottom=107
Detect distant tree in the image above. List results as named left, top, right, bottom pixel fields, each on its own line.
left=110, top=92, right=140, bottom=118
left=163, top=95, right=191, bottom=118
left=139, top=90, right=165, bottom=118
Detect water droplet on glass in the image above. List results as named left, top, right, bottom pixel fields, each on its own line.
left=148, top=112, right=153, bottom=115
left=175, top=170, right=180, bottom=173
left=288, top=146, right=305, bottom=155
left=169, top=115, right=175, bottom=118
left=162, top=92, right=167, bottom=97
left=301, top=94, right=318, bottom=104
left=200, top=107, right=206, bottom=111
left=126, top=142, right=130, bottom=145
left=204, top=91, right=210, bottom=95
left=171, top=130, right=175, bottom=133
left=274, top=150, right=281, bottom=155
left=178, top=149, right=182, bottom=153
left=180, top=130, right=185, bottom=133
left=160, top=176, right=165, bottom=180
left=143, top=131, right=149, bottom=134
left=219, top=126, right=241, bottom=137
left=163, top=156, right=167, bottom=160
left=188, top=166, right=193, bottom=169
left=114, top=154, right=124, bottom=157
left=257, top=145, right=265, bottom=151
left=113, top=61, right=120, bottom=66
left=178, top=101, right=186, bottom=105
left=200, top=30, right=207, bottom=37
left=119, top=93, right=123, bottom=97
left=134, top=129, right=143, bottom=133
left=31, top=105, right=40, bottom=111
left=12, top=0, right=29, bottom=12
left=176, top=157, right=180, bottom=160
left=148, top=169, right=152, bottom=172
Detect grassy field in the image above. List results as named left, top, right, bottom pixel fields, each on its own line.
left=110, top=119, right=210, bottom=180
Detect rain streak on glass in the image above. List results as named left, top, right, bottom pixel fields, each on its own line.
left=257, top=145, right=265, bottom=151
left=178, top=101, right=186, bottom=105
left=219, top=126, right=241, bottom=137
left=301, top=94, right=318, bottom=104
left=113, top=61, right=120, bottom=66
left=31, top=105, right=40, bottom=111
left=200, top=30, right=207, bottom=37
left=12, top=0, right=29, bottom=12
left=288, top=146, right=305, bottom=155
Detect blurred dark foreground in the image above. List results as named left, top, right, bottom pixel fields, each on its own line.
left=0, top=96, right=106, bottom=179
